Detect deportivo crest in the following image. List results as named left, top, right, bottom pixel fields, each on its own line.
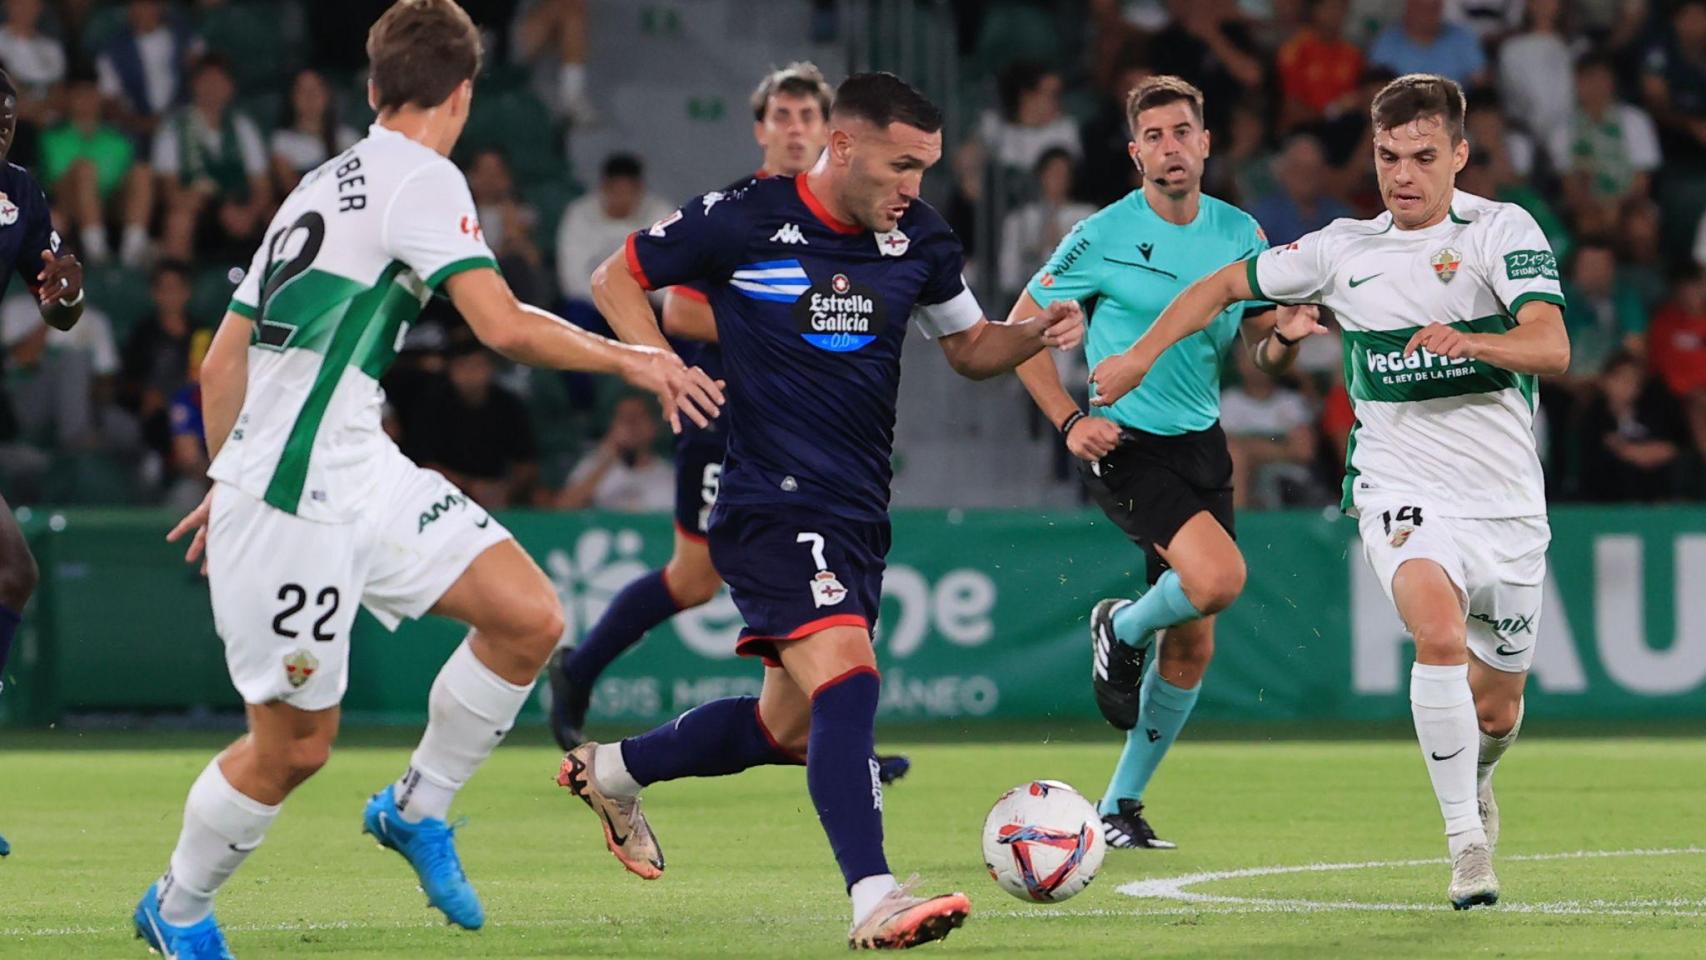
left=875, top=227, right=909, bottom=257
left=1389, top=526, right=1415, bottom=547
left=810, top=570, right=848, bottom=608
left=283, top=649, right=319, bottom=688
left=0, top=192, right=17, bottom=227
left=1430, top=248, right=1462, bottom=284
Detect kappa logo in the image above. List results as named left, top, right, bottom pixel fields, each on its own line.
left=770, top=222, right=808, bottom=245
left=875, top=227, right=909, bottom=257
left=810, top=570, right=849, bottom=607
left=283, top=649, right=319, bottom=689
left=701, top=190, right=727, bottom=215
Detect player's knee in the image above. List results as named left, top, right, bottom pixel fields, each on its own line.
left=1411, top=621, right=1467, bottom=662
left=1476, top=695, right=1520, bottom=738
left=664, top=560, right=721, bottom=609
left=511, top=591, right=566, bottom=658
left=0, top=548, right=39, bottom=610
left=282, top=736, right=333, bottom=786
left=1187, top=560, right=1245, bottom=615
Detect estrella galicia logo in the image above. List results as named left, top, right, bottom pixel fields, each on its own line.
left=793, top=271, right=887, bottom=352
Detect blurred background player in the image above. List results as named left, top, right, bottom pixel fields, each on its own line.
left=559, top=72, right=1082, bottom=949
left=1095, top=73, right=1567, bottom=910
left=132, top=3, right=720, bottom=957
left=0, top=64, right=86, bottom=860
left=542, top=60, right=914, bottom=782
left=1012, top=76, right=1321, bottom=850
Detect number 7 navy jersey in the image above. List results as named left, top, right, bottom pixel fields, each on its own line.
left=626, top=172, right=981, bottom=522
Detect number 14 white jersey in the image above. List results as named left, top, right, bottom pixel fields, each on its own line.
left=209, top=124, right=498, bottom=523
left=1247, top=190, right=1565, bottom=520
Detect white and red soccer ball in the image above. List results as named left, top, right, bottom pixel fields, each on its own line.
left=981, top=780, right=1106, bottom=902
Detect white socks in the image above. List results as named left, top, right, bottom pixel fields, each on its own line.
left=594, top=741, right=641, bottom=798
left=157, top=759, right=280, bottom=926
left=1478, top=696, right=1523, bottom=789
left=1409, top=662, right=1486, bottom=856
left=850, top=873, right=899, bottom=925
left=396, top=638, right=534, bottom=823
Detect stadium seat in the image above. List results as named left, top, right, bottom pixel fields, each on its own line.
left=83, top=266, right=152, bottom=345
left=45, top=451, right=143, bottom=506
left=197, top=1, right=305, bottom=95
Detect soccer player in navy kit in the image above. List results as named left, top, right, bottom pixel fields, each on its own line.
left=0, top=68, right=85, bottom=859
left=558, top=73, right=1082, bottom=949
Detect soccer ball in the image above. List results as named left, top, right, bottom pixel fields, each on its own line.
left=981, top=779, right=1106, bottom=902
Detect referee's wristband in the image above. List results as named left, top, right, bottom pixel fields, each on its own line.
left=1058, top=410, right=1087, bottom=437
left=1272, top=328, right=1300, bottom=347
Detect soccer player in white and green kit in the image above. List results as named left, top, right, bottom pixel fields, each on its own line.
left=1014, top=76, right=1324, bottom=849
left=1094, top=74, right=1569, bottom=908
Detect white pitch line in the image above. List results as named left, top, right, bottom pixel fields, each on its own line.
left=1115, top=845, right=1706, bottom=915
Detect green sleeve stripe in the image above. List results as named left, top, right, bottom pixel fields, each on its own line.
left=1243, top=257, right=1266, bottom=302
left=1508, top=291, right=1566, bottom=316
left=424, top=255, right=498, bottom=290
left=228, top=300, right=258, bottom=319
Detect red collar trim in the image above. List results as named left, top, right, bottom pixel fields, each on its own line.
left=796, top=172, right=861, bottom=235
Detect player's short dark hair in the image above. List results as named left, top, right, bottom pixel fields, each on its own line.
left=366, top=0, right=483, bottom=114
left=751, top=61, right=833, bottom=122
left=830, top=72, right=942, bottom=134
left=601, top=153, right=643, bottom=182
left=1370, top=73, right=1466, bottom=145
left=1125, top=75, right=1204, bottom=133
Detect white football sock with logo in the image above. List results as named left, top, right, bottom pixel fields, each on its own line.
left=1409, top=661, right=1486, bottom=856
left=1478, top=696, right=1524, bottom=789
left=396, top=637, right=533, bottom=823
left=157, top=758, right=279, bottom=926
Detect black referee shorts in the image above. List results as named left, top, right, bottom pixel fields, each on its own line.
left=1076, top=422, right=1236, bottom=585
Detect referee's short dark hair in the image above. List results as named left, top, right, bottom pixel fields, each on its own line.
left=1125, top=75, right=1204, bottom=133
left=751, top=62, right=834, bottom=122
left=830, top=72, right=942, bottom=134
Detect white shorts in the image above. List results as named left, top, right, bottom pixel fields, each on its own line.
left=207, top=451, right=512, bottom=710
left=1356, top=498, right=1549, bottom=674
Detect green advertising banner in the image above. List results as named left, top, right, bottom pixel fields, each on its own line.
left=4, top=506, right=1704, bottom=727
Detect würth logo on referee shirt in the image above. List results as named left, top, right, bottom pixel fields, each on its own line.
left=770, top=223, right=807, bottom=245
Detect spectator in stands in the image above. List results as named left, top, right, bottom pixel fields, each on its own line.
left=1445, top=0, right=1523, bottom=44
left=97, top=0, right=200, bottom=144
left=1459, top=106, right=1571, bottom=258
left=1079, top=48, right=1150, bottom=206
left=119, top=261, right=195, bottom=464
left=1620, top=198, right=1669, bottom=309
left=466, top=146, right=548, bottom=306
left=1580, top=349, right=1687, bottom=501
left=979, top=61, right=1081, bottom=173
left=554, top=393, right=672, bottom=512
left=944, top=139, right=986, bottom=287
left=269, top=67, right=359, bottom=195
left=514, top=0, right=595, bottom=126
left=153, top=53, right=270, bottom=260
left=412, top=329, right=540, bottom=509
left=555, top=153, right=671, bottom=322
left=1648, top=263, right=1706, bottom=458
left=1276, top=0, right=1365, bottom=132
left=1, top=289, right=128, bottom=453
left=1221, top=349, right=1319, bottom=508
left=1250, top=133, right=1352, bottom=246
left=1150, top=0, right=1263, bottom=133
left=1641, top=0, right=1706, bottom=174
left=1366, top=0, right=1487, bottom=88
left=164, top=328, right=210, bottom=511
left=42, top=72, right=154, bottom=266
left=1562, top=237, right=1648, bottom=383
left=0, top=0, right=66, bottom=165
left=998, top=147, right=1095, bottom=299
left=1497, top=0, right=1574, bottom=146
left=1553, top=55, right=1662, bottom=236
left=1203, top=102, right=1277, bottom=209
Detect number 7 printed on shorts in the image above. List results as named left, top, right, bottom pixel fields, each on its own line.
left=797, top=532, right=848, bottom=608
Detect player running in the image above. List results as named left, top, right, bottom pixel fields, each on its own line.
left=1012, top=76, right=1320, bottom=851
left=1092, top=73, right=1568, bottom=909
left=134, top=3, right=719, bottom=956
left=0, top=66, right=86, bottom=862
left=559, top=73, right=1082, bottom=949
left=544, top=61, right=908, bottom=781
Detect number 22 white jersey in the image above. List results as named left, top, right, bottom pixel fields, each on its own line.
left=1247, top=190, right=1565, bottom=519
left=208, top=124, right=498, bottom=523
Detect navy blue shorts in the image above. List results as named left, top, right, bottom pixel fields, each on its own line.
left=707, top=503, right=889, bottom=667
left=673, top=431, right=726, bottom=542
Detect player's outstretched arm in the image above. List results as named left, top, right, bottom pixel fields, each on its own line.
left=447, top=267, right=723, bottom=431
left=1090, top=261, right=1251, bottom=408
left=937, top=299, right=1083, bottom=381
left=1403, top=300, right=1569, bottom=375
left=1240, top=304, right=1328, bottom=376
left=1008, top=290, right=1119, bottom=461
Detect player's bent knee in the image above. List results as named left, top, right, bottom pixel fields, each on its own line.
left=1186, top=563, right=1245, bottom=615
left=1476, top=696, right=1520, bottom=737
left=664, top=559, right=721, bottom=609
left=1411, top=622, right=1468, bottom=663
left=281, top=737, right=333, bottom=787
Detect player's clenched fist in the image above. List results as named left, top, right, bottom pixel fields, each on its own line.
left=1036, top=299, right=1083, bottom=350
left=1064, top=415, right=1121, bottom=462
left=1404, top=321, right=1478, bottom=361
left=1088, top=350, right=1150, bottom=408
left=620, top=346, right=725, bottom=433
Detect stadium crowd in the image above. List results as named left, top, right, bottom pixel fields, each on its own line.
left=0, top=0, right=1701, bottom=511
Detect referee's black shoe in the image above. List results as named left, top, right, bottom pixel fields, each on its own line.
left=1100, top=798, right=1177, bottom=849
left=1091, top=598, right=1145, bottom=730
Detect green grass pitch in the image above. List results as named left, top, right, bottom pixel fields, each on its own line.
left=2, top=730, right=1702, bottom=958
